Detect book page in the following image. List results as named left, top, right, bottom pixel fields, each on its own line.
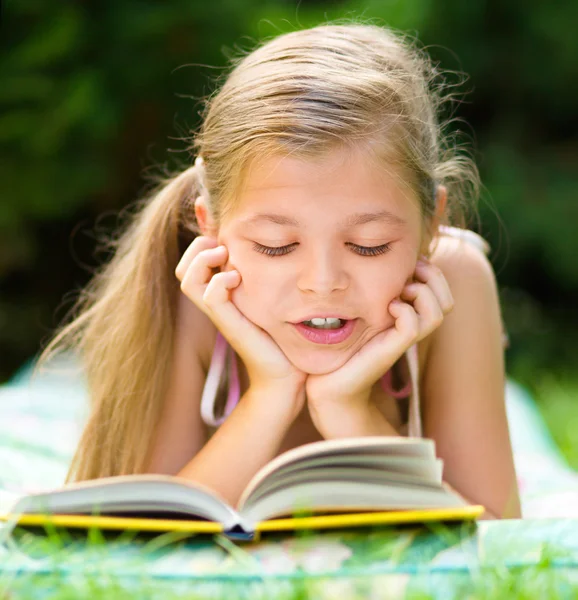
left=239, top=437, right=436, bottom=509
left=245, top=465, right=444, bottom=508
left=239, top=480, right=468, bottom=528
left=6, top=475, right=240, bottom=529
left=261, top=455, right=443, bottom=487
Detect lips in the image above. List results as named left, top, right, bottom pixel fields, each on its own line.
left=292, top=318, right=357, bottom=345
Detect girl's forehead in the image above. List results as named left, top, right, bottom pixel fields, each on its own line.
left=242, top=147, right=390, bottom=190
left=229, top=148, right=422, bottom=226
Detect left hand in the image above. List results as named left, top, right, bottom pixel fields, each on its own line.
left=305, top=256, right=455, bottom=417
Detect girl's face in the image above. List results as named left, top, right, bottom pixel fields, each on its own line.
left=217, top=147, right=426, bottom=375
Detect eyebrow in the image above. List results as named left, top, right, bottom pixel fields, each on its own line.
left=241, top=210, right=407, bottom=228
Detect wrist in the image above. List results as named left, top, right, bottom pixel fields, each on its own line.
left=246, top=380, right=306, bottom=423
left=307, top=387, right=371, bottom=415
left=309, top=400, right=365, bottom=439
left=310, top=398, right=398, bottom=439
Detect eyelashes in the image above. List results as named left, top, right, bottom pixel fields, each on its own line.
left=253, top=242, right=298, bottom=257
left=252, top=242, right=392, bottom=257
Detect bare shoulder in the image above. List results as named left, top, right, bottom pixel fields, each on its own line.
left=417, top=231, right=497, bottom=373
left=428, top=228, right=493, bottom=279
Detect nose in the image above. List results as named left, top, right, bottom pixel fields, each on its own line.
left=297, top=247, right=349, bottom=296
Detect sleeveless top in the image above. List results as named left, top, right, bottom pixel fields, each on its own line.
left=200, top=226, right=495, bottom=438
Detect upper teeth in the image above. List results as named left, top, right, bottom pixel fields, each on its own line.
left=311, top=317, right=340, bottom=325
left=305, top=317, right=342, bottom=326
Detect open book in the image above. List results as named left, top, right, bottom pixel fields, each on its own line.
left=0, top=437, right=484, bottom=540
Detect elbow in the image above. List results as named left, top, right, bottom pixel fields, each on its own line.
left=478, top=508, right=499, bottom=520
left=480, top=509, right=521, bottom=521
left=493, top=489, right=523, bottom=520
left=480, top=499, right=522, bottom=520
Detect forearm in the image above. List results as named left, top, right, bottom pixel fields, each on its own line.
left=309, top=400, right=401, bottom=439
left=176, top=385, right=303, bottom=509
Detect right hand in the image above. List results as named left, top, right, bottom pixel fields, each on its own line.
left=176, top=236, right=308, bottom=399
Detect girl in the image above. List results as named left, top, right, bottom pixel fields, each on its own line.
left=37, top=22, right=521, bottom=519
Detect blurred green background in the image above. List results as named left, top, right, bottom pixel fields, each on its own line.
left=1, top=2, right=577, bottom=464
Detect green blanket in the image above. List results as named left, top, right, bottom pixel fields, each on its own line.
left=1, top=355, right=578, bottom=598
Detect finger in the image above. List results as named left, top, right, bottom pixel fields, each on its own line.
left=183, top=244, right=228, bottom=286
left=201, top=270, right=273, bottom=360
left=311, top=301, right=417, bottom=397
left=413, top=260, right=454, bottom=314
left=351, top=300, right=418, bottom=386
left=388, top=299, right=420, bottom=345
left=175, top=235, right=219, bottom=281
left=202, top=270, right=241, bottom=310
left=179, top=246, right=228, bottom=304
left=400, top=283, right=443, bottom=339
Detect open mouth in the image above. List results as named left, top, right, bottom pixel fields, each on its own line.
left=292, top=318, right=357, bottom=345
left=300, top=317, right=347, bottom=330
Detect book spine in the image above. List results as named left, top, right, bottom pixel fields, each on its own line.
left=223, top=523, right=257, bottom=542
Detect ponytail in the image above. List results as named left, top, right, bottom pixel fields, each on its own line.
left=35, top=160, right=205, bottom=482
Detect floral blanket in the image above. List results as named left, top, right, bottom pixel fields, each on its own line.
left=1, top=354, right=578, bottom=598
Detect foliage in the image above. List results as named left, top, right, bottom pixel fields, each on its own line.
left=0, top=0, right=577, bottom=381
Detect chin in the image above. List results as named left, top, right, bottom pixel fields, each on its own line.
left=281, top=346, right=352, bottom=376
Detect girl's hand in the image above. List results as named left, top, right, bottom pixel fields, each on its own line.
left=176, top=236, right=308, bottom=399
left=305, top=257, right=454, bottom=429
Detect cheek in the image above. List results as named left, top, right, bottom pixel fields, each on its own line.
left=228, top=260, right=280, bottom=325
left=363, top=266, right=414, bottom=322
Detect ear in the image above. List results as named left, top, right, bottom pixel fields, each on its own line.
left=194, top=196, right=218, bottom=237
left=419, top=185, right=447, bottom=257
left=434, top=184, right=448, bottom=221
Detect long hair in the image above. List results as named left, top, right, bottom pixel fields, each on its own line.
left=35, top=21, right=480, bottom=482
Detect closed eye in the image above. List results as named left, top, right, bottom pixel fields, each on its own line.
left=252, top=242, right=392, bottom=257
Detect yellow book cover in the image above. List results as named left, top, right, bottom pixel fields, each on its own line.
left=0, top=506, right=484, bottom=542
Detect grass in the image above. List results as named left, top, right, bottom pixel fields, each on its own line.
left=513, top=366, right=578, bottom=470
left=532, top=373, right=578, bottom=470
left=2, top=567, right=577, bottom=600
left=1, top=522, right=577, bottom=599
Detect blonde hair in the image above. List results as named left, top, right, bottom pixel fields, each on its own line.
left=35, top=22, right=480, bottom=482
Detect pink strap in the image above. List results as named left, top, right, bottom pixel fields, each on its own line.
left=223, top=339, right=240, bottom=420
left=200, top=332, right=240, bottom=426
left=380, top=346, right=421, bottom=438
left=380, top=362, right=412, bottom=399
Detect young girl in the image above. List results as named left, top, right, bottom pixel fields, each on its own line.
left=37, top=22, right=521, bottom=519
